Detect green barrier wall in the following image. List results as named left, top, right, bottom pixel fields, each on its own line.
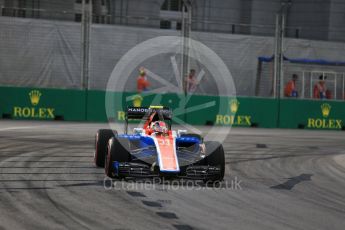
left=1, top=86, right=344, bottom=130
left=0, top=86, right=86, bottom=121
left=279, top=99, right=345, bottom=130
left=86, top=90, right=107, bottom=122
left=184, top=96, right=278, bottom=128
left=95, top=91, right=278, bottom=128
left=88, top=91, right=191, bottom=123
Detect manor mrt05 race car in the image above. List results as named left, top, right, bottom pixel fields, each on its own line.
left=94, top=106, right=225, bottom=182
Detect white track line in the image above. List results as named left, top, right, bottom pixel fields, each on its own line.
left=0, top=124, right=76, bottom=132
left=0, top=126, right=41, bottom=132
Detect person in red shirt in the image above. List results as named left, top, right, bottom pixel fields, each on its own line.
left=284, top=74, right=298, bottom=97
left=137, top=68, right=150, bottom=93
left=313, top=75, right=327, bottom=99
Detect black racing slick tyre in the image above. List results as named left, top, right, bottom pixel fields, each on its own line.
left=94, top=129, right=117, bottom=167
left=205, top=141, right=225, bottom=181
left=105, top=137, right=131, bottom=178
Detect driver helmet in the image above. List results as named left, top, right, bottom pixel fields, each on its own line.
left=150, top=121, right=167, bottom=134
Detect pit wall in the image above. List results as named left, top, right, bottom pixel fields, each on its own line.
left=0, top=86, right=344, bottom=130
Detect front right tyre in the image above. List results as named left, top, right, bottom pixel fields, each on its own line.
left=204, top=141, right=225, bottom=182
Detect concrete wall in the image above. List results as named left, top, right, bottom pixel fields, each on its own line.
left=192, top=0, right=242, bottom=33
left=191, top=0, right=345, bottom=42
left=0, top=0, right=344, bottom=41
left=3, top=16, right=345, bottom=96
left=105, top=0, right=162, bottom=26
left=249, top=0, right=279, bottom=36
left=286, top=0, right=331, bottom=41
left=328, top=0, right=345, bottom=42
left=124, top=0, right=162, bottom=27
left=39, top=0, right=75, bottom=21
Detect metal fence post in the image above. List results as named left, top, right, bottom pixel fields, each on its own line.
left=81, top=0, right=92, bottom=90
left=273, top=14, right=280, bottom=98
left=334, top=73, right=337, bottom=100
left=343, top=73, right=345, bottom=100
left=302, top=71, right=305, bottom=98
left=181, top=0, right=192, bottom=95
left=279, top=13, right=285, bottom=97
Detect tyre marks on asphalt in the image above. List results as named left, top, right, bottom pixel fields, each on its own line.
left=126, top=191, right=146, bottom=197
left=270, top=173, right=313, bottom=190
left=256, top=144, right=267, bottom=148
left=59, top=181, right=104, bottom=188
left=142, top=200, right=163, bottom=208
left=173, top=224, right=194, bottom=230
left=125, top=186, right=196, bottom=230
left=155, top=211, right=178, bottom=219
left=0, top=123, right=197, bottom=229
left=0, top=135, right=100, bottom=229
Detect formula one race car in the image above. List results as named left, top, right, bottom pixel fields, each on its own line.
left=94, top=106, right=225, bottom=182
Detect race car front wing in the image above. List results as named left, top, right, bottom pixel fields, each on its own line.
left=113, top=161, right=222, bottom=181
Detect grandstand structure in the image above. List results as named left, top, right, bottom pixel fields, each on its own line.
left=0, top=0, right=345, bottom=99
left=0, top=0, right=344, bottom=42
left=256, top=56, right=345, bottom=100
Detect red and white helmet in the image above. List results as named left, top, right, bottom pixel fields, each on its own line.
left=150, top=121, right=167, bottom=134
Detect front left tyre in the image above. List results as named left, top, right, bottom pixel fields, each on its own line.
left=94, top=129, right=117, bottom=167
left=105, top=137, right=131, bottom=178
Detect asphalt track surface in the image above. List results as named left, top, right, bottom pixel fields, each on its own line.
left=0, top=120, right=345, bottom=230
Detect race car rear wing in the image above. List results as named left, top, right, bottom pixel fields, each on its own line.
left=126, top=106, right=172, bottom=120
left=124, top=106, right=172, bottom=134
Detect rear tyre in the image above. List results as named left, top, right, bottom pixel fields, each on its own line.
left=204, top=141, right=225, bottom=182
left=105, top=137, right=131, bottom=178
left=94, top=129, right=117, bottom=167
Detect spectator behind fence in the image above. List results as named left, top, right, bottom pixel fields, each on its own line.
left=313, top=75, right=328, bottom=99
left=137, top=67, right=150, bottom=93
left=186, top=69, right=198, bottom=93
left=284, top=74, right=298, bottom=97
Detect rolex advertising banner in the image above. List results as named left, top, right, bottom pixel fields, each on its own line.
left=184, top=96, right=278, bottom=128
left=96, top=91, right=186, bottom=124
left=279, top=99, right=345, bottom=130
left=102, top=91, right=278, bottom=128
left=87, top=92, right=344, bottom=130
left=1, top=86, right=345, bottom=131
left=0, top=86, right=86, bottom=121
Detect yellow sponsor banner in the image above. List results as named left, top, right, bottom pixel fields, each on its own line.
left=215, top=99, right=252, bottom=126
left=215, top=114, right=252, bottom=126
left=12, top=90, right=55, bottom=119
left=307, top=103, right=343, bottom=129
left=13, top=107, right=55, bottom=119
left=117, top=111, right=126, bottom=121
left=115, top=94, right=144, bottom=121
left=307, top=118, right=342, bottom=129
